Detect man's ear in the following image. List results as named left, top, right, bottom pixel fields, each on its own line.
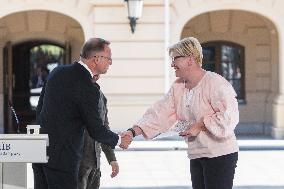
left=90, top=57, right=98, bottom=66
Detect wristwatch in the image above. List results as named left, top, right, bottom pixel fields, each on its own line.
left=127, top=128, right=136, bottom=137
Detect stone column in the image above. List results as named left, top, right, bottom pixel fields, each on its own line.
left=273, top=31, right=284, bottom=139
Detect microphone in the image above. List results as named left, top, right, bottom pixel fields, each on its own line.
left=8, top=101, right=20, bottom=134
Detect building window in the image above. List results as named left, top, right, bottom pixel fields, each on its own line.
left=202, top=41, right=245, bottom=103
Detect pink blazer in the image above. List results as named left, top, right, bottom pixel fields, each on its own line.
left=136, top=71, right=239, bottom=159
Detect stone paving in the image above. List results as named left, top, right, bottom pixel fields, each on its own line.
left=27, top=138, right=284, bottom=189
left=99, top=139, right=284, bottom=189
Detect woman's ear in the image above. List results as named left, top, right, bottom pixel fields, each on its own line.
left=187, top=57, right=192, bottom=66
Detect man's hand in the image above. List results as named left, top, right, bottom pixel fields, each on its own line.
left=179, top=121, right=206, bottom=137
left=123, top=130, right=134, bottom=139
left=110, top=161, right=119, bottom=178
left=118, top=126, right=142, bottom=149
left=119, top=132, right=133, bottom=149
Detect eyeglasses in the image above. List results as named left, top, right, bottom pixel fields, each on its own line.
left=171, top=55, right=185, bottom=63
left=93, top=55, right=112, bottom=63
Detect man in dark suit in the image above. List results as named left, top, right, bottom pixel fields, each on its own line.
left=32, top=38, right=130, bottom=189
left=78, top=76, right=119, bottom=189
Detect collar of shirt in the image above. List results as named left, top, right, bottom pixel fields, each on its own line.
left=78, top=60, right=94, bottom=78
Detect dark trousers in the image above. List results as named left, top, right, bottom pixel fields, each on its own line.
left=190, top=152, right=238, bottom=189
left=32, top=163, right=78, bottom=189
left=78, top=166, right=101, bottom=189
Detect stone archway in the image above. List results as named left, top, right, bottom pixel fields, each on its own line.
left=0, top=10, right=85, bottom=133
left=0, top=0, right=94, bottom=40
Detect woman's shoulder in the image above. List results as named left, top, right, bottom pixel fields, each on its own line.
left=204, top=71, right=230, bottom=85
left=204, top=71, right=236, bottom=96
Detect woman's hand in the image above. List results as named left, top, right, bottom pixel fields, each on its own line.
left=179, top=121, right=206, bottom=137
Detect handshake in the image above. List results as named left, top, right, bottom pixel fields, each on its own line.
left=118, top=128, right=138, bottom=150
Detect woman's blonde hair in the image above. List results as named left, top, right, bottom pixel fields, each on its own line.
left=169, top=37, right=203, bottom=66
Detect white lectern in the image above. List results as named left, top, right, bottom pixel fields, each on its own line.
left=0, top=127, right=48, bottom=189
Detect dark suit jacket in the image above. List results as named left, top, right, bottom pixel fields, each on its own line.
left=36, top=62, right=119, bottom=172
left=80, top=87, right=116, bottom=169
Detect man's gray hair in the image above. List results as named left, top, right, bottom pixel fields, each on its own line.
left=80, top=38, right=110, bottom=59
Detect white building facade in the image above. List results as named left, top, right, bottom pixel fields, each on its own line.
left=1, top=0, right=284, bottom=188
left=0, top=0, right=283, bottom=139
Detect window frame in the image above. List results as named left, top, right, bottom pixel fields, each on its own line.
left=202, top=41, right=246, bottom=103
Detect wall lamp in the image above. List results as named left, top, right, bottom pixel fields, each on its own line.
left=124, top=0, right=143, bottom=33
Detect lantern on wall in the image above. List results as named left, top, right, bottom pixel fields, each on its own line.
left=124, top=0, right=143, bottom=33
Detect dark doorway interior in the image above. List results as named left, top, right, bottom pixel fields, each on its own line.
left=4, top=41, right=70, bottom=133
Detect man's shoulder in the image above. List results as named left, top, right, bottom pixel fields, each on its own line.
left=48, top=63, right=74, bottom=76
left=59, top=62, right=90, bottom=80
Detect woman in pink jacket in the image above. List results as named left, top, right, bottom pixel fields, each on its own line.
left=124, top=37, right=239, bottom=189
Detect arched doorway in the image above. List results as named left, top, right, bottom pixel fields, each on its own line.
left=180, top=10, right=278, bottom=135
left=0, top=10, right=84, bottom=133
left=3, top=41, right=70, bottom=133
